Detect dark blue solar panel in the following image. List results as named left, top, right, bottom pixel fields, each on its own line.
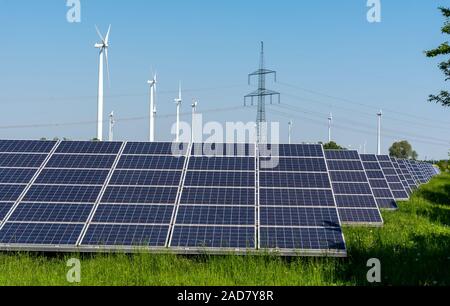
left=101, top=186, right=178, bottom=204
left=180, top=188, right=255, bottom=205
left=360, top=154, right=378, bottom=162
left=35, top=169, right=109, bottom=185
left=334, top=195, right=377, bottom=208
left=0, top=153, right=47, bottom=168
left=171, top=226, right=255, bottom=249
left=259, top=144, right=323, bottom=157
left=188, top=157, right=254, bottom=171
left=259, top=227, right=345, bottom=251
left=0, top=223, right=83, bottom=245
left=109, top=170, right=182, bottom=186
left=192, top=143, right=255, bottom=157
left=377, top=155, right=390, bottom=161
left=260, top=207, right=340, bottom=227
left=117, top=156, right=185, bottom=170
left=338, top=209, right=383, bottom=224
left=327, top=160, right=364, bottom=171
left=0, top=203, right=14, bottom=220
left=9, top=203, right=92, bottom=223
left=0, top=168, right=36, bottom=184
left=332, top=183, right=372, bottom=195
left=176, top=206, right=254, bottom=225
left=260, top=172, right=331, bottom=188
left=46, top=154, right=116, bottom=169
left=379, top=161, right=394, bottom=168
left=259, top=189, right=335, bottom=207
left=56, top=141, right=122, bottom=154
left=93, top=205, right=174, bottom=224
left=369, top=179, right=390, bottom=189
left=365, top=170, right=385, bottom=179
left=362, top=162, right=382, bottom=170
left=392, top=191, right=409, bottom=199
left=0, top=140, right=56, bottom=153
left=82, top=224, right=169, bottom=247
left=372, top=189, right=394, bottom=198
left=325, top=150, right=360, bottom=160
left=259, top=157, right=327, bottom=172
left=329, top=171, right=367, bottom=182
left=383, top=169, right=400, bottom=176
left=0, top=185, right=26, bottom=202
left=184, top=171, right=255, bottom=187
left=376, top=199, right=398, bottom=210
left=124, top=142, right=188, bottom=155
left=23, top=185, right=102, bottom=203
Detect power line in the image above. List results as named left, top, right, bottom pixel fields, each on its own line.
left=278, top=82, right=450, bottom=127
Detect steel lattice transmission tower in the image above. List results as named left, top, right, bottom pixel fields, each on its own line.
left=245, top=42, right=280, bottom=143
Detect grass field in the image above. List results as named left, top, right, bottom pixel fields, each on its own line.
left=0, top=173, right=449, bottom=286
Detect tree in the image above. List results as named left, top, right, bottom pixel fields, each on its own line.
left=322, top=141, right=344, bottom=150
left=389, top=140, right=418, bottom=159
left=425, top=7, right=450, bottom=107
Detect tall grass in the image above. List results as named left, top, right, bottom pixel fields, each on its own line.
left=0, top=174, right=449, bottom=286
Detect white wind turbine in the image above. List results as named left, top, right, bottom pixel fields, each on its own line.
left=174, top=83, right=182, bottom=143
left=94, top=25, right=111, bottom=142
left=147, top=73, right=157, bottom=142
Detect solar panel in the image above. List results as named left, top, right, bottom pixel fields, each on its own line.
left=0, top=140, right=350, bottom=256
left=256, top=145, right=346, bottom=256
left=397, top=159, right=417, bottom=191
left=124, top=142, right=189, bottom=155
left=169, top=143, right=257, bottom=252
left=360, top=154, right=398, bottom=210
left=79, top=142, right=186, bottom=250
left=0, top=140, right=56, bottom=153
left=326, top=151, right=383, bottom=225
left=390, top=158, right=412, bottom=195
left=376, top=156, right=409, bottom=200
left=56, top=141, right=122, bottom=154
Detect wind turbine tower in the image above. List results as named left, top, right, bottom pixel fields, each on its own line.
left=174, top=83, right=182, bottom=143
left=328, top=113, right=333, bottom=143
left=191, top=99, right=198, bottom=143
left=94, top=25, right=111, bottom=141
left=148, top=73, right=157, bottom=142
left=288, top=120, right=293, bottom=144
left=108, top=111, right=115, bottom=141
left=377, top=110, right=383, bottom=155
left=245, top=42, right=280, bottom=143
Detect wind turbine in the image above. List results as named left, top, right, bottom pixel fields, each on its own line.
left=174, top=83, right=182, bottom=143
left=108, top=111, right=115, bottom=141
left=191, top=99, right=198, bottom=143
left=147, top=73, right=157, bottom=142
left=377, top=110, right=383, bottom=155
left=328, top=113, right=333, bottom=143
left=94, top=25, right=111, bottom=142
left=288, top=120, right=293, bottom=144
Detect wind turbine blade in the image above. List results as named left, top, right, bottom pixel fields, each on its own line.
left=95, top=25, right=105, bottom=43
left=105, top=48, right=111, bottom=87
left=105, top=25, right=111, bottom=45
left=179, top=82, right=182, bottom=100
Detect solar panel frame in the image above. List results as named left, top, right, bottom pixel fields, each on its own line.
left=0, top=141, right=349, bottom=256
left=360, top=154, right=398, bottom=210
left=256, top=145, right=347, bottom=256
left=326, top=151, right=383, bottom=226
left=168, top=143, right=259, bottom=253
left=376, top=155, right=409, bottom=201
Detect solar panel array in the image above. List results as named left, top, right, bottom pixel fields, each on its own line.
left=325, top=151, right=383, bottom=226
left=390, top=158, right=412, bottom=195
left=360, top=154, right=397, bottom=210
left=0, top=140, right=439, bottom=256
left=376, top=155, right=409, bottom=201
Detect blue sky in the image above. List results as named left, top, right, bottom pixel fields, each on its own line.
left=0, top=0, right=449, bottom=159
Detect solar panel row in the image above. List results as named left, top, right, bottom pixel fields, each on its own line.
left=0, top=140, right=439, bottom=256
left=325, top=151, right=383, bottom=226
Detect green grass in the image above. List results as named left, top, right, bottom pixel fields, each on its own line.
left=0, top=174, right=449, bottom=286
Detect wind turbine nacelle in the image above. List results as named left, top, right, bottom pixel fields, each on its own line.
left=95, top=43, right=104, bottom=48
